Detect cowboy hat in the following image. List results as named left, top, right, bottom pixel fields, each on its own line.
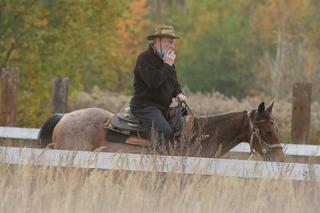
left=146, top=25, right=181, bottom=40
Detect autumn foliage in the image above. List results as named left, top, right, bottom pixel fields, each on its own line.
left=0, top=0, right=319, bottom=127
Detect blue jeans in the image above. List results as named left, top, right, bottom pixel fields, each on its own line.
left=130, top=105, right=172, bottom=143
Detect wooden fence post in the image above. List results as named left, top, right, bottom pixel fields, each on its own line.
left=0, top=68, right=18, bottom=126
left=291, top=82, right=312, bottom=144
left=52, top=77, right=69, bottom=114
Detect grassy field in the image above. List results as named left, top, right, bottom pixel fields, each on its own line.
left=0, top=162, right=319, bottom=213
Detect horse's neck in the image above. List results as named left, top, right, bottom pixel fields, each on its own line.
left=194, top=111, right=251, bottom=156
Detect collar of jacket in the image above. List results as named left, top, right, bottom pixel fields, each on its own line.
left=150, top=43, right=163, bottom=60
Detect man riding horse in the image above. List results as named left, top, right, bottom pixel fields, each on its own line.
left=130, top=25, right=187, bottom=144
left=38, top=26, right=285, bottom=162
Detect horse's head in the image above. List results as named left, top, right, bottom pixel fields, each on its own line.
left=248, top=101, right=286, bottom=162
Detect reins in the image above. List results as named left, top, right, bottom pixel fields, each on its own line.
left=184, top=102, right=196, bottom=118
left=169, top=102, right=197, bottom=141
left=247, top=111, right=283, bottom=159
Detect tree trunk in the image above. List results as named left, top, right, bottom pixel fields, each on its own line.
left=291, top=82, right=312, bottom=144
left=52, top=77, right=69, bottom=114
left=0, top=68, right=19, bottom=126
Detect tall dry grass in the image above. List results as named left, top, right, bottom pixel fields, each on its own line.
left=70, top=87, right=320, bottom=144
left=1, top=87, right=319, bottom=212
left=0, top=162, right=319, bottom=213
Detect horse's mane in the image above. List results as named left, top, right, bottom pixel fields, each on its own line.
left=186, top=111, right=248, bottom=142
left=197, top=111, right=247, bottom=126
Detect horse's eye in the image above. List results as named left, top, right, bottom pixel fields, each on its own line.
left=265, top=129, right=273, bottom=135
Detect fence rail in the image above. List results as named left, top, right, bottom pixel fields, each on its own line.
left=0, top=146, right=319, bottom=181
left=0, top=127, right=39, bottom=140
left=1, top=127, right=320, bottom=157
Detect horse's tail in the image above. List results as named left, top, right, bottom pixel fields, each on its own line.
left=38, top=113, right=64, bottom=148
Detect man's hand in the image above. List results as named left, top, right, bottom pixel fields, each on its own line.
left=176, top=93, right=187, bottom=103
left=164, top=50, right=176, bottom=66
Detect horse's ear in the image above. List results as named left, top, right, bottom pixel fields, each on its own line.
left=258, top=102, right=265, bottom=113
left=266, top=100, right=274, bottom=113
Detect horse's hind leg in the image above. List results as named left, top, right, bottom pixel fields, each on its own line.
left=52, top=120, right=63, bottom=149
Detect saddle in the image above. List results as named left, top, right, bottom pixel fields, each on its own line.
left=108, top=107, right=145, bottom=136
left=105, top=105, right=188, bottom=146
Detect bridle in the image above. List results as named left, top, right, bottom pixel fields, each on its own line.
left=247, top=111, right=283, bottom=159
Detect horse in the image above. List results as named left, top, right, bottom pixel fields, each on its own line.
left=38, top=101, right=286, bottom=161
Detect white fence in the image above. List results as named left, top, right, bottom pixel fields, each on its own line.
left=0, top=146, right=319, bottom=181
left=0, top=127, right=39, bottom=140
left=1, top=127, right=320, bottom=157
left=1, top=127, right=320, bottom=181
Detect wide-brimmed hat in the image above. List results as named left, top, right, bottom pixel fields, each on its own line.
left=146, top=25, right=181, bottom=40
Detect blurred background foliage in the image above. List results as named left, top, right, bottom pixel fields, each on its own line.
left=0, top=0, right=320, bottom=127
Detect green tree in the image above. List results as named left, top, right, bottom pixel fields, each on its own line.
left=251, top=0, right=318, bottom=99
left=164, top=0, right=259, bottom=97
left=0, top=0, right=128, bottom=126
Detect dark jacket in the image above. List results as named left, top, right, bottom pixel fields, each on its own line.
left=130, top=44, right=182, bottom=109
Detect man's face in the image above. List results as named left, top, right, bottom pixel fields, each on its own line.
left=155, top=37, right=175, bottom=53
